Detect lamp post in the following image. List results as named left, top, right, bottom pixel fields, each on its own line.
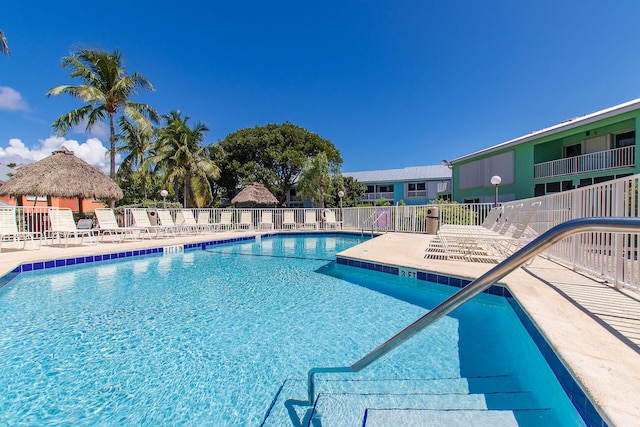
left=160, top=189, right=168, bottom=209
left=338, top=190, right=344, bottom=228
left=490, top=175, right=501, bottom=207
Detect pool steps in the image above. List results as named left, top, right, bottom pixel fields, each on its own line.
left=260, top=375, right=559, bottom=426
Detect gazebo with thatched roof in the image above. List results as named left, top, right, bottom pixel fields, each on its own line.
left=0, top=147, right=123, bottom=216
left=231, top=182, right=279, bottom=206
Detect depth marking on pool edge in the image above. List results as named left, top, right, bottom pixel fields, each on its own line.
left=399, top=267, right=417, bottom=280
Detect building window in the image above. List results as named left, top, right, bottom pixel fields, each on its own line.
left=534, top=184, right=545, bottom=197
left=546, top=181, right=561, bottom=193
left=615, top=130, right=635, bottom=148
left=407, top=182, right=426, bottom=198
left=593, top=175, right=614, bottom=184
left=564, top=143, right=581, bottom=158
left=562, top=180, right=574, bottom=191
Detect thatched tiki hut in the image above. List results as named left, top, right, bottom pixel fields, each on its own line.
left=0, top=147, right=123, bottom=216
left=231, top=182, right=279, bottom=206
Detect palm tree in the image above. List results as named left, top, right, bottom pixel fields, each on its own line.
left=0, top=30, right=10, bottom=57
left=116, top=117, right=155, bottom=200
left=47, top=48, right=159, bottom=181
left=296, top=152, right=332, bottom=208
left=153, top=111, right=220, bottom=207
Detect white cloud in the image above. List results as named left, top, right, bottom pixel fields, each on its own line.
left=72, top=119, right=110, bottom=140
left=0, top=86, right=30, bottom=112
left=0, top=136, right=119, bottom=175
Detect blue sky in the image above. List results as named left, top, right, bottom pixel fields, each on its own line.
left=1, top=0, right=639, bottom=173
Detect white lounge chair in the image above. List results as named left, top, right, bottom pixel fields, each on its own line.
left=426, top=203, right=541, bottom=263
left=95, top=208, right=141, bottom=242
left=324, top=210, right=340, bottom=230
left=130, top=208, right=172, bottom=238
left=47, top=208, right=96, bottom=247
left=302, top=210, right=318, bottom=230
left=237, top=211, right=253, bottom=230
left=282, top=211, right=296, bottom=229
left=259, top=211, right=274, bottom=230
left=156, top=209, right=179, bottom=236
left=0, top=208, right=41, bottom=252
left=196, top=211, right=214, bottom=233
left=216, top=211, right=234, bottom=231
left=175, top=209, right=200, bottom=235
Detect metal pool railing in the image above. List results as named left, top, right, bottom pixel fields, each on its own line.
left=306, top=217, right=640, bottom=404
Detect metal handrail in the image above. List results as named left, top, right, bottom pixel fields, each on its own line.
left=307, top=217, right=640, bottom=403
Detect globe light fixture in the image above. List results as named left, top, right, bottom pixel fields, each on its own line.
left=490, top=175, right=502, bottom=207
left=160, top=189, right=168, bottom=209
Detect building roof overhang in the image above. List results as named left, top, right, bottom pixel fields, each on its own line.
left=449, top=98, right=640, bottom=164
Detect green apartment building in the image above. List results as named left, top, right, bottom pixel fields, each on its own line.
left=448, top=98, right=639, bottom=203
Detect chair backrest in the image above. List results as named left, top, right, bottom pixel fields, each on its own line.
left=156, top=209, right=176, bottom=226
left=220, top=211, right=233, bottom=224
left=261, top=211, right=273, bottom=224
left=510, top=202, right=542, bottom=239
left=0, top=208, right=19, bottom=234
left=496, top=204, right=523, bottom=235
left=48, top=208, right=77, bottom=232
left=180, top=209, right=197, bottom=225
left=481, top=207, right=502, bottom=229
left=240, top=211, right=252, bottom=224
left=95, top=208, right=119, bottom=229
left=325, top=210, right=336, bottom=223
left=283, top=211, right=295, bottom=224
left=304, top=210, right=316, bottom=224
left=197, top=211, right=210, bottom=226
left=131, top=209, right=152, bottom=227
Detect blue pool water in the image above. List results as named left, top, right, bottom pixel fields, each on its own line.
left=0, top=235, right=584, bottom=426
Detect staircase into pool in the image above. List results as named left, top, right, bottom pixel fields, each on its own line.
left=260, top=374, right=560, bottom=426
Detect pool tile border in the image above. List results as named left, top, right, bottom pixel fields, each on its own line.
left=5, top=236, right=258, bottom=278
left=336, top=254, right=605, bottom=427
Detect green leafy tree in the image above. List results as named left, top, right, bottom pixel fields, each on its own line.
left=116, top=117, right=155, bottom=200
left=0, top=30, right=10, bottom=57
left=47, top=48, right=159, bottom=180
left=153, top=111, right=220, bottom=208
left=325, top=175, right=367, bottom=208
left=218, top=122, right=342, bottom=203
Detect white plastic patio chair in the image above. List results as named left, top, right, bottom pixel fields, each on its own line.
left=0, top=208, right=41, bottom=252
left=259, top=211, right=274, bottom=230
left=95, top=208, right=141, bottom=243
left=47, top=208, right=96, bottom=247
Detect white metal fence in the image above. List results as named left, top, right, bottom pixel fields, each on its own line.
left=499, top=174, right=640, bottom=291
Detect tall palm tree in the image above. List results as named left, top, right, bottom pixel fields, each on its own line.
left=116, top=117, right=155, bottom=200
left=47, top=48, right=159, bottom=181
left=296, top=152, right=331, bottom=208
left=153, top=111, right=220, bottom=207
left=0, top=30, right=10, bottom=57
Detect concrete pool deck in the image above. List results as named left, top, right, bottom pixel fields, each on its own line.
left=0, top=230, right=638, bottom=426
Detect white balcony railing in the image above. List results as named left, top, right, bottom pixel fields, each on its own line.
left=406, top=190, right=427, bottom=198
left=534, top=145, right=635, bottom=179
left=362, top=192, right=394, bottom=201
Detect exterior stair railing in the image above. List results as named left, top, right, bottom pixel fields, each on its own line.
left=307, top=217, right=640, bottom=403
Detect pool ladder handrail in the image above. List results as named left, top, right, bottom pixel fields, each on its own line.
left=308, top=217, right=640, bottom=404
left=361, top=211, right=387, bottom=236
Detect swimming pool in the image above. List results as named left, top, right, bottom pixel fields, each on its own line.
left=0, top=234, right=585, bottom=426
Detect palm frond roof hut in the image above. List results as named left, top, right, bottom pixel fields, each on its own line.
left=0, top=147, right=122, bottom=214
left=231, top=182, right=279, bottom=206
